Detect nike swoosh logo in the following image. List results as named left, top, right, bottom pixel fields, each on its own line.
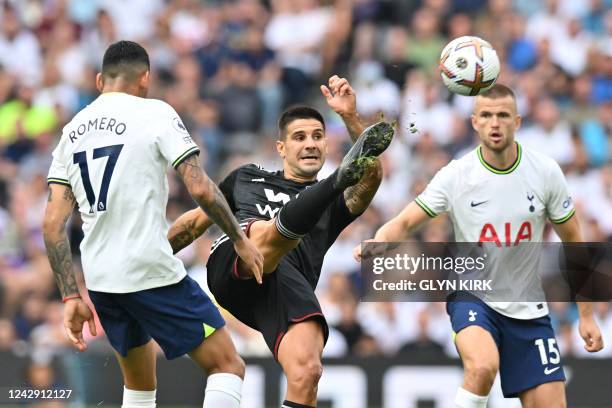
left=544, top=367, right=560, bottom=375
left=251, top=178, right=265, bottom=182
left=470, top=200, right=488, bottom=207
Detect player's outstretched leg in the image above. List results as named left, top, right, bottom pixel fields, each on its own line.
left=277, top=320, right=325, bottom=408
left=189, top=327, right=245, bottom=408
left=236, top=122, right=394, bottom=279
left=275, top=121, right=394, bottom=240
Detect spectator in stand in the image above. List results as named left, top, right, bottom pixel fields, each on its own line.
left=0, top=4, right=42, bottom=85
left=518, top=97, right=575, bottom=166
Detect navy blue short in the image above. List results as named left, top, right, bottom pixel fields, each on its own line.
left=447, top=292, right=565, bottom=398
left=89, top=276, right=225, bottom=360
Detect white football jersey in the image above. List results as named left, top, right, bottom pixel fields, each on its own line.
left=416, top=143, right=575, bottom=319
left=47, top=92, right=199, bottom=293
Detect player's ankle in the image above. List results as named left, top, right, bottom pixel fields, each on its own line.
left=454, top=387, right=489, bottom=408
left=203, top=373, right=242, bottom=408
left=122, top=387, right=156, bottom=408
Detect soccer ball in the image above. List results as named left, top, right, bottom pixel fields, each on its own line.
left=439, top=36, right=500, bottom=96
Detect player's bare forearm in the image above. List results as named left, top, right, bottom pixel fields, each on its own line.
left=177, top=155, right=246, bottom=243
left=577, top=302, right=593, bottom=318
left=342, top=112, right=364, bottom=143
left=45, top=235, right=79, bottom=297
left=552, top=215, right=582, bottom=243
left=168, top=208, right=212, bottom=254
left=374, top=218, right=408, bottom=242
left=552, top=216, right=595, bottom=316
left=198, top=181, right=247, bottom=242
left=43, top=185, right=79, bottom=298
left=374, top=201, right=431, bottom=242
left=344, top=159, right=382, bottom=215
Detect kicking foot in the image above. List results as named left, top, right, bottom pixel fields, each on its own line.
left=334, top=121, right=394, bottom=189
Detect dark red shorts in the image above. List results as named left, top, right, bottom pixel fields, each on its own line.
left=206, top=221, right=328, bottom=359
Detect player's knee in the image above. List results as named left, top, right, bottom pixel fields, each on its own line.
left=208, top=350, right=245, bottom=379
left=220, top=353, right=246, bottom=379
left=286, top=358, right=322, bottom=390
left=464, top=361, right=497, bottom=388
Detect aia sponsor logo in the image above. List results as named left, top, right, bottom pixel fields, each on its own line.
left=478, top=221, right=532, bottom=247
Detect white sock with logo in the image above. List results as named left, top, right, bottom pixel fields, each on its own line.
left=203, top=373, right=242, bottom=408
left=454, top=387, right=489, bottom=408
left=122, top=387, right=156, bottom=408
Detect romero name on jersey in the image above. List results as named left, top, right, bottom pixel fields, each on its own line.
left=47, top=92, right=199, bottom=293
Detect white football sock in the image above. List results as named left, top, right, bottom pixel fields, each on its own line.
left=455, top=386, right=489, bottom=408
left=203, top=373, right=242, bottom=408
left=122, top=387, right=156, bottom=408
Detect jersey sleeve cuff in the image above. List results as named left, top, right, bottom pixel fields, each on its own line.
left=415, top=197, right=437, bottom=218
left=550, top=208, right=575, bottom=224
left=47, top=177, right=71, bottom=187
left=172, top=146, right=200, bottom=169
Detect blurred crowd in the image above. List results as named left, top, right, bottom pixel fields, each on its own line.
left=0, top=0, right=610, bottom=380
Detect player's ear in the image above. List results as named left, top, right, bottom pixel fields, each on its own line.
left=515, top=114, right=522, bottom=131
left=470, top=114, right=478, bottom=131
left=140, top=70, right=150, bottom=86
left=95, top=73, right=104, bottom=92
left=139, top=70, right=150, bottom=91
left=135, top=70, right=151, bottom=98
left=471, top=97, right=481, bottom=131
left=276, top=140, right=285, bottom=158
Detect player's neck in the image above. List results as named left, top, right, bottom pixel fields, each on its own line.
left=282, top=169, right=317, bottom=184
left=480, top=141, right=518, bottom=170
left=100, top=81, right=143, bottom=97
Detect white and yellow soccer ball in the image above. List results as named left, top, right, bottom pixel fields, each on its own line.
left=439, top=36, right=500, bottom=96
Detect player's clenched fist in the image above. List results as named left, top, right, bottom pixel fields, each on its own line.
left=579, top=316, right=604, bottom=352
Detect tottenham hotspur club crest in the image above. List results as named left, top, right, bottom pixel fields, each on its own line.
left=527, top=192, right=535, bottom=212
left=468, top=310, right=477, bottom=322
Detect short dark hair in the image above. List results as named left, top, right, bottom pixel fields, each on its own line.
left=278, top=106, right=325, bottom=139
left=102, top=40, right=150, bottom=80
left=479, top=83, right=516, bottom=100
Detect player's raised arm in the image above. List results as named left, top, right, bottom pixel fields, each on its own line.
left=175, top=154, right=264, bottom=283
left=321, top=75, right=387, bottom=215
left=321, top=75, right=364, bottom=141
left=552, top=216, right=604, bottom=353
left=43, top=183, right=97, bottom=351
left=168, top=208, right=212, bottom=254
